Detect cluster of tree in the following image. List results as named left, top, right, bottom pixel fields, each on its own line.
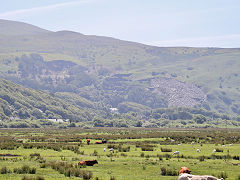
left=0, top=79, right=94, bottom=122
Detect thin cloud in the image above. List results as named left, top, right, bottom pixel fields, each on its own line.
left=0, top=0, right=94, bottom=18
left=147, top=34, right=240, bottom=48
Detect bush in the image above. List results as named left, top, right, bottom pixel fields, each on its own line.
left=161, top=167, right=177, bottom=176
left=13, top=165, right=36, bottom=174
left=82, top=171, right=93, bottom=180
left=36, top=177, right=45, bottom=180
left=22, top=176, right=35, bottom=180
left=215, top=148, right=223, bottom=152
left=237, top=174, right=240, bottom=180
left=199, top=156, right=205, bottom=161
left=157, top=154, right=163, bottom=161
left=161, top=147, right=172, bottom=152
left=218, top=171, right=228, bottom=179
left=46, top=161, right=93, bottom=178
left=0, top=166, right=11, bottom=174
left=22, top=176, right=45, bottom=180
left=141, top=146, right=154, bottom=151
left=30, top=153, right=40, bottom=157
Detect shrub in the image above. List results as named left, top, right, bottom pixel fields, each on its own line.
left=46, top=161, right=93, bottom=179
left=218, top=171, right=228, bottom=179
left=22, top=176, right=35, bottom=180
left=199, top=156, right=205, bottom=161
left=22, top=176, right=45, bottom=180
left=36, top=177, right=45, bottom=180
left=158, top=155, right=163, bottom=161
left=161, top=147, right=172, bottom=152
left=29, top=168, right=36, bottom=174
left=215, top=148, right=223, bottom=152
left=237, top=174, right=240, bottom=180
left=161, top=167, right=177, bottom=176
left=13, top=165, right=36, bottom=174
left=141, top=146, right=154, bottom=151
left=0, top=166, right=11, bottom=174
left=82, top=171, right=93, bottom=180
left=30, top=153, right=40, bottom=157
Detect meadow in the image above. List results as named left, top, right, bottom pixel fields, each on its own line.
left=0, top=128, right=240, bottom=180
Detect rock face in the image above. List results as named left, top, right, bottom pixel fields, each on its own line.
left=151, top=78, right=206, bottom=108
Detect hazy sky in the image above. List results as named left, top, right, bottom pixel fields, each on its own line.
left=1, top=0, right=240, bottom=47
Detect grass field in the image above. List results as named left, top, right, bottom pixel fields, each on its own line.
left=0, top=128, right=240, bottom=180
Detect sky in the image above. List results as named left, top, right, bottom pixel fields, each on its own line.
left=0, top=0, right=240, bottom=47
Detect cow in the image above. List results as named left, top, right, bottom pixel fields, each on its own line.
left=213, top=149, right=216, bottom=153
left=102, top=139, right=107, bottom=144
left=178, top=167, right=224, bottom=180
left=196, top=149, right=200, bottom=153
left=87, top=139, right=90, bottom=145
left=172, top=151, right=180, bottom=155
left=95, top=139, right=107, bottom=144
left=95, top=141, right=102, bottom=144
left=109, top=148, right=114, bottom=152
left=78, top=160, right=98, bottom=166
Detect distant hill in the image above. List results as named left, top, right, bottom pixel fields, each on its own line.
left=0, top=19, right=51, bottom=36
left=0, top=19, right=240, bottom=119
left=0, top=78, right=94, bottom=123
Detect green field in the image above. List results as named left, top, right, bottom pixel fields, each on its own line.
left=0, top=128, right=239, bottom=180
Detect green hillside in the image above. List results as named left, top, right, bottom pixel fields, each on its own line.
left=0, top=78, right=240, bottom=128
left=0, top=78, right=94, bottom=124
left=0, top=19, right=240, bottom=118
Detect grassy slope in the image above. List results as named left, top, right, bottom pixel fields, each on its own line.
left=0, top=78, right=94, bottom=121
left=0, top=19, right=240, bottom=115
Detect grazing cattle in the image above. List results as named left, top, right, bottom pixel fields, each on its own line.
left=172, top=151, right=180, bottom=155
left=191, top=142, right=195, bottom=145
left=87, top=139, right=90, bottom=145
left=213, top=149, right=216, bottom=153
left=229, top=144, right=233, bottom=146
left=178, top=167, right=224, bottom=180
left=95, top=141, right=102, bottom=144
left=178, top=173, right=224, bottom=180
left=179, top=167, right=191, bottom=174
left=178, top=143, right=182, bottom=146
left=196, top=149, right=200, bottom=153
left=109, top=148, right=114, bottom=152
left=95, top=139, right=107, bottom=144
left=102, top=139, right=107, bottom=144
left=78, top=160, right=98, bottom=166
left=104, top=148, right=106, bottom=152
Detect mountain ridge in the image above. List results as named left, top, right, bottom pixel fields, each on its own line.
left=0, top=19, right=240, bottom=118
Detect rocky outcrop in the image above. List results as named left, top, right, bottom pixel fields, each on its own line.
left=151, top=78, right=206, bottom=108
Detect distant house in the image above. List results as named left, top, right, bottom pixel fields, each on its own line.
left=48, top=119, right=64, bottom=123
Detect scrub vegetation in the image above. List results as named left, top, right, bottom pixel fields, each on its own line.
left=0, top=128, right=240, bottom=179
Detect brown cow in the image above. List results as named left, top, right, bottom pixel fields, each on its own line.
left=95, top=141, right=102, bottom=144
left=179, top=167, right=191, bottom=174
left=78, top=160, right=98, bottom=166
left=87, top=139, right=90, bottom=145
left=178, top=167, right=224, bottom=180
